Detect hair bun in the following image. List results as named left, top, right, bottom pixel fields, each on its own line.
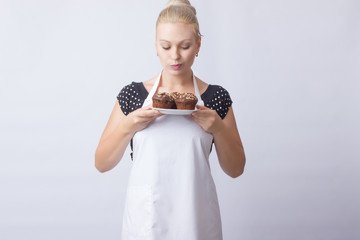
left=166, top=0, right=196, bottom=15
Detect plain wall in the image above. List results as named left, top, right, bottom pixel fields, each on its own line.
left=0, top=0, right=359, bottom=239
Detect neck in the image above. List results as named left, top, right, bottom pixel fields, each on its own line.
left=161, top=69, right=193, bottom=89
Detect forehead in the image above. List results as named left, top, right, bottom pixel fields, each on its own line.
left=156, top=23, right=196, bottom=43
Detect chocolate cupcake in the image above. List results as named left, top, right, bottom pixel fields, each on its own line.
left=174, top=93, right=198, bottom=110
left=152, top=92, right=176, bottom=109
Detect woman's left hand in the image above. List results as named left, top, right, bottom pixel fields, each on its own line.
left=191, top=105, right=224, bottom=134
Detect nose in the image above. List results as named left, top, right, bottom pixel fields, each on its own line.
left=170, top=47, right=180, bottom=60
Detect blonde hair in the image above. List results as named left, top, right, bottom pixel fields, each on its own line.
left=156, top=0, right=201, bottom=40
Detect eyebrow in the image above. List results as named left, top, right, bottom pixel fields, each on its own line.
left=159, top=39, right=193, bottom=43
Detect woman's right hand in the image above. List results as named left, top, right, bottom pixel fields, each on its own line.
left=95, top=103, right=162, bottom=172
left=124, top=105, right=163, bottom=133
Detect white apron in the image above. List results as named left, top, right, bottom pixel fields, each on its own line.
left=121, top=71, right=223, bottom=240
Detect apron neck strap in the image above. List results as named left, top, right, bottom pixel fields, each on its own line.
left=142, top=71, right=162, bottom=107
left=192, top=73, right=204, bottom=106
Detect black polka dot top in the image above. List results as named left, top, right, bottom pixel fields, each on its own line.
left=117, top=82, right=233, bottom=119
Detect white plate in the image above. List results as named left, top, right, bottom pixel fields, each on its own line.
left=152, top=108, right=199, bottom=115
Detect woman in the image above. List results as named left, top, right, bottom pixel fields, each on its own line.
left=95, top=0, right=246, bottom=239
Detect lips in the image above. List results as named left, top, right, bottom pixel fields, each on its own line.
left=170, top=64, right=182, bottom=70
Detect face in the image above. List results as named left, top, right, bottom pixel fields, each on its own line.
left=156, top=23, right=201, bottom=75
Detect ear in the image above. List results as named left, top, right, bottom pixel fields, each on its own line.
left=196, top=36, right=201, bottom=53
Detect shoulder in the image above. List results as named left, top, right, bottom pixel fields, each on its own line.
left=201, top=85, right=233, bottom=119
left=195, top=76, right=209, bottom=95
left=142, top=75, right=158, bottom=93
left=116, top=82, right=148, bottom=115
left=117, top=82, right=148, bottom=101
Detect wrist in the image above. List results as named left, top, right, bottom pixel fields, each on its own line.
left=120, top=115, right=137, bottom=136
left=211, top=119, right=225, bottom=136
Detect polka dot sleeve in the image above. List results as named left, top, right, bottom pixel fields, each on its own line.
left=116, top=82, right=147, bottom=115
left=203, top=85, right=233, bottom=119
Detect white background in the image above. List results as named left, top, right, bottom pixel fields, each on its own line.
left=1, top=0, right=359, bottom=239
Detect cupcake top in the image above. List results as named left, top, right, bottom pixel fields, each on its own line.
left=174, top=92, right=198, bottom=102
left=170, top=92, right=181, bottom=100
left=184, top=93, right=197, bottom=100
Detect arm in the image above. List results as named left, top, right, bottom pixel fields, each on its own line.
left=212, top=107, right=246, bottom=178
left=191, top=106, right=246, bottom=178
left=95, top=101, right=161, bottom=172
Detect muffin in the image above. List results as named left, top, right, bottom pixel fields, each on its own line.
left=152, top=92, right=176, bottom=109
left=174, top=92, right=198, bottom=110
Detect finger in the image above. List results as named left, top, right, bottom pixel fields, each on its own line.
left=143, top=104, right=154, bottom=110
left=191, top=111, right=202, bottom=119
left=191, top=115, right=207, bottom=129
left=190, top=114, right=200, bottom=123
left=191, top=112, right=205, bottom=122
left=141, top=113, right=161, bottom=119
left=150, top=111, right=163, bottom=118
left=142, top=107, right=160, bottom=114
left=140, top=109, right=163, bottom=118
left=191, top=110, right=210, bottom=118
left=196, top=105, right=208, bottom=110
left=135, top=112, right=159, bottom=120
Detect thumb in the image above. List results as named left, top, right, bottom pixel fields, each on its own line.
left=196, top=104, right=208, bottom=110
left=144, top=104, right=153, bottom=110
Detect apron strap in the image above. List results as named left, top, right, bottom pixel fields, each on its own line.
left=143, top=71, right=162, bottom=107
left=193, top=72, right=204, bottom=106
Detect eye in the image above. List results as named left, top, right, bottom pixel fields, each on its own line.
left=182, top=46, right=190, bottom=49
left=162, top=47, right=170, bottom=50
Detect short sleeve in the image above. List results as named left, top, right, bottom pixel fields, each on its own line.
left=116, top=83, right=147, bottom=115
left=116, top=82, right=148, bottom=161
left=202, top=85, right=233, bottom=119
